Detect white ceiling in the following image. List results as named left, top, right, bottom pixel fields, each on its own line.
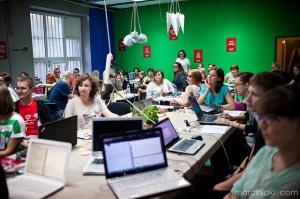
left=67, top=0, right=188, bottom=10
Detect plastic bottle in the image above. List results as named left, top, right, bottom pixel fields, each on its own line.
left=126, top=83, right=130, bottom=94
left=173, top=84, right=177, bottom=96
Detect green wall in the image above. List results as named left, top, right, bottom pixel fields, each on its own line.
left=113, top=0, right=299, bottom=81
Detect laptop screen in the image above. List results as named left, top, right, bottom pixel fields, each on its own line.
left=102, top=128, right=167, bottom=178
left=188, top=95, right=203, bottom=119
left=128, top=72, right=136, bottom=80
left=153, top=118, right=179, bottom=146
left=92, top=117, right=144, bottom=152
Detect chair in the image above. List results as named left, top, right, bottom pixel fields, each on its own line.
left=107, top=102, right=131, bottom=116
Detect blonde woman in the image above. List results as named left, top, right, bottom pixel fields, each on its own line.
left=173, top=69, right=202, bottom=106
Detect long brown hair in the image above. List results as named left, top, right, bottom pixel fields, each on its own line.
left=0, top=84, right=14, bottom=115
left=75, top=73, right=99, bottom=98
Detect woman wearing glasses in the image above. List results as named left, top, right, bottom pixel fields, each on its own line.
left=172, top=69, right=202, bottom=106
left=175, top=50, right=190, bottom=73
left=172, top=62, right=187, bottom=92
left=226, top=85, right=300, bottom=199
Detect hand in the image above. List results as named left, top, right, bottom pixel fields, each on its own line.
left=215, top=118, right=230, bottom=125
left=220, top=112, right=234, bottom=120
left=162, top=90, right=169, bottom=95
left=205, top=79, right=211, bottom=91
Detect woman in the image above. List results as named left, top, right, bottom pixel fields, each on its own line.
left=226, top=85, right=300, bottom=199
left=172, top=62, right=187, bottom=92
left=234, top=72, right=254, bottom=102
left=224, top=64, right=239, bottom=87
left=175, top=50, right=190, bottom=73
left=133, top=67, right=140, bottom=79
left=116, top=70, right=129, bottom=90
left=147, top=67, right=154, bottom=83
left=0, top=84, right=26, bottom=157
left=146, top=70, right=174, bottom=104
left=173, top=69, right=202, bottom=106
left=64, top=73, right=118, bottom=129
left=198, top=64, right=207, bottom=81
left=197, top=67, right=235, bottom=110
left=0, top=72, right=19, bottom=102
left=288, top=63, right=300, bottom=87
left=137, top=71, right=149, bottom=100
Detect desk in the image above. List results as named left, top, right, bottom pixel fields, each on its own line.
left=10, top=108, right=235, bottom=198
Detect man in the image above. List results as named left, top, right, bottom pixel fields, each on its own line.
left=212, top=72, right=286, bottom=196
left=53, top=68, right=61, bottom=82
left=70, top=68, right=80, bottom=89
left=49, top=71, right=74, bottom=116
left=15, top=76, right=52, bottom=137
left=101, top=70, right=122, bottom=101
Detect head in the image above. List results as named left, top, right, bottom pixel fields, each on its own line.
left=139, top=71, right=146, bottom=79
left=75, top=73, right=98, bottom=98
left=256, top=85, right=300, bottom=147
left=53, top=68, right=61, bottom=78
left=197, top=64, right=204, bottom=70
left=73, top=68, right=80, bottom=77
left=234, top=72, right=254, bottom=97
left=199, top=68, right=207, bottom=80
left=133, top=68, right=140, bottom=74
left=92, top=70, right=100, bottom=78
left=117, top=70, right=126, bottom=80
left=147, top=68, right=154, bottom=77
left=271, top=62, right=282, bottom=72
left=62, top=71, right=72, bottom=83
left=154, top=70, right=164, bottom=84
left=230, top=64, right=239, bottom=76
left=0, top=84, right=14, bottom=115
left=208, top=63, right=216, bottom=72
left=173, top=62, right=185, bottom=75
left=246, top=72, right=285, bottom=112
left=16, top=76, right=35, bottom=100
left=187, top=69, right=202, bottom=86
left=20, top=72, right=30, bottom=77
left=46, top=73, right=56, bottom=84
left=178, top=50, right=186, bottom=59
left=293, top=64, right=300, bottom=77
left=0, top=72, right=11, bottom=87
left=208, top=67, right=224, bottom=93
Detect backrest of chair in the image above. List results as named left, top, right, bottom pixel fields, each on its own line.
left=107, top=102, right=131, bottom=116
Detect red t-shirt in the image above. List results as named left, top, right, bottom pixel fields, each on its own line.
left=18, top=100, right=39, bottom=136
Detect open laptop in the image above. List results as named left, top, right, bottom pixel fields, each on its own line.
left=38, top=115, right=78, bottom=146
left=132, top=97, right=153, bottom=116
left=188, top=95, right=221, bottom=125
left=101, top=128, right=191, bottom=199
left=82, top=117, right=144, bottom=175
left=8, top=138, right=72, bottom=199
left=154, top=117, right=205, bottom=155
left=200, top=104, right=222, bottom=113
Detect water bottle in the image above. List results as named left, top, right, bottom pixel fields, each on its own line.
left=173, top=84, right=177, bottom=97
left=126, top=83, right=130, bottom=94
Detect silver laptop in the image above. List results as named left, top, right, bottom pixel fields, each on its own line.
left=101, top=128, right=191, bottom=199
left=82, top=117, right=144, bottom=175
left=200, top=104, right=222, bottom=113
left=188, top=95, right=221, bottom=125
left=8, top=139, right=72, bottom=199
left=132, top=98, right=153, bottom=116
left=154, top=117, right=205, bottom=155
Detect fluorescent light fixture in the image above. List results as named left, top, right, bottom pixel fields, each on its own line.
left=132, top=0, right=145, bottom=2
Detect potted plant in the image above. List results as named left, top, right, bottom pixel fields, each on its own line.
left=137, top=105, right=159, bottom=127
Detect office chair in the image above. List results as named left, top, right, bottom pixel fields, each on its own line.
left=107, top=102, right=131, bottom=116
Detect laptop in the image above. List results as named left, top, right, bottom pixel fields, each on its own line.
left=8, top=138, right=72, bottom=199
left=188, top=95, right=221, bottom=125
left=82, top=117, right=144, bottom=175
left=154, top=117, right=205, bottom=155
left=128, top=72, right=136, bottom=81
left=38, top=115, right=78, bottom=146
left=132, top=98, right=153, bottom=116
left=200, top=104, right=222, bottom=113
left=101, top=128, right=191, bottom=199
left=45, top=103, right=59, bottom=111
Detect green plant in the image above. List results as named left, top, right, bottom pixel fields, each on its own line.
left=137, top=105, right=159, bottom=123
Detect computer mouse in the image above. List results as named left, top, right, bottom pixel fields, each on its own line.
left=191, top=135, right=203, bottom=141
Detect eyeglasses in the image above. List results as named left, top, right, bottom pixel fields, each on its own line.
left=15, top=87, right=29, bottom=91
left=234, top=83, right=244, bottom=87
left=254, top=114, right=277, bottom=125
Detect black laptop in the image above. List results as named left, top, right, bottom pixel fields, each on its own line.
left=38, top=115, right=78, bottom=146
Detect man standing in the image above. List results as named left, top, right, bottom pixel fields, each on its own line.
left=70, top=68, right=80, bottom=89
left=15, top=76, right=52, bottom=137
left=49, top=71, right=74, bottom=116
left=53, top=68, right=61, bottom=82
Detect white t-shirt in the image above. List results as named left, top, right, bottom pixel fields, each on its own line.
left=176, top=57, right=190, bottom=73
left=64, top=96, right=107, bottom=129
left=146, top=79, right=174, bottom=99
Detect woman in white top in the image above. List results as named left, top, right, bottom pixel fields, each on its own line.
left=175, top=50, right=190, bottom=73
left=146, top=70, right=174, bottom=104
left=64, top=73, right=118, bottom=129
left=173, top=69, right=202, bottom=106
left=224, top=64, right=239, bottom=87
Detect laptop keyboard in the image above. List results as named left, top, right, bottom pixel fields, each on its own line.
left=112, top=170, right=180, bottom=192
left=201, top=114, right=218, bottom=122
left=92, top=158, right=104, bottom=164
left=10, top=177, right=57, bottom=194
left=173, top=139, right=196, bottom=152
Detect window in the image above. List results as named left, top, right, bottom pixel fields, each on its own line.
left=30, top=12, right=82, bottom=83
